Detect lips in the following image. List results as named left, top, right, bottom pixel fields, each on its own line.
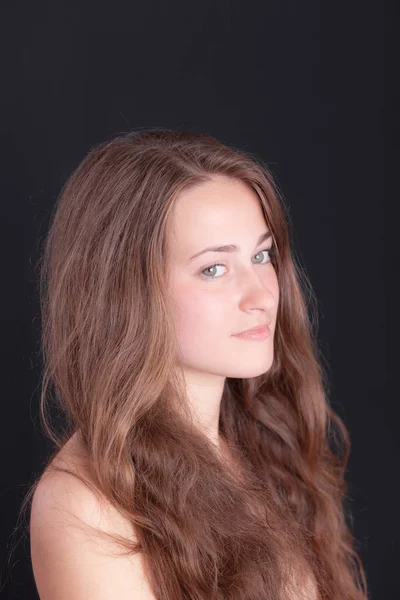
left=234, top=322, right=271, bottom=336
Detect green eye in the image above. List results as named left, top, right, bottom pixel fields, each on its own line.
left=200, top=247, right=276, bottom=281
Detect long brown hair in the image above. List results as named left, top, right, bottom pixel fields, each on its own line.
left=15, top=128, right=368, bottom=598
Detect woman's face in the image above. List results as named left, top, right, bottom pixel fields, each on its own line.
left=166, top=175, right=279, bottom=380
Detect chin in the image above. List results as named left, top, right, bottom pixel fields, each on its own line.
left=225, top=356, right=274, bottom=379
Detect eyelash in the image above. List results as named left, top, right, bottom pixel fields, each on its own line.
left=199, top=246, right=277, bottom=281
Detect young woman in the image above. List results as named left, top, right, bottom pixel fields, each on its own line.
left=24, top=128, right=367, bottom=599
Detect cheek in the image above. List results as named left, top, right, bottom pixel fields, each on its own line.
left=261, top=268, right=280, bottom=307
left=171, top=285, right=228, bottom=344
left=271, top=272, right=280, bottom=302
left=175, top=284, right=227, bottom=330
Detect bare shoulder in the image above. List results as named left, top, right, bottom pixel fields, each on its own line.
left=30, top=433, right=156, bottom=599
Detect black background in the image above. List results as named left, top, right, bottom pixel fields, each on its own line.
left=0, top=1, right=387, bottom=598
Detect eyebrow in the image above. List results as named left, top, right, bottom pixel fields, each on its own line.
left=188, top=231, right=272, bottom=263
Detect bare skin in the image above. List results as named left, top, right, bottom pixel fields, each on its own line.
left=31, top=430, right=159, bottom=599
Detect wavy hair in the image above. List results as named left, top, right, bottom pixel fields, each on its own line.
left=12, top=128, right=368, bottom=599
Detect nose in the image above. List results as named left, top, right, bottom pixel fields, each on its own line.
left=236, top=266, right=275, bottom=312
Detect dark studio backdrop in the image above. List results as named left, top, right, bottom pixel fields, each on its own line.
left=0, top=1, right=387, bottom=598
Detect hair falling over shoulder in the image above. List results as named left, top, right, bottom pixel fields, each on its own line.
left=17, top=128, right=368, bottom=599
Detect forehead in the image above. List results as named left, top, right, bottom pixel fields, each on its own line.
left=167, top=176, right=267, bottom=258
